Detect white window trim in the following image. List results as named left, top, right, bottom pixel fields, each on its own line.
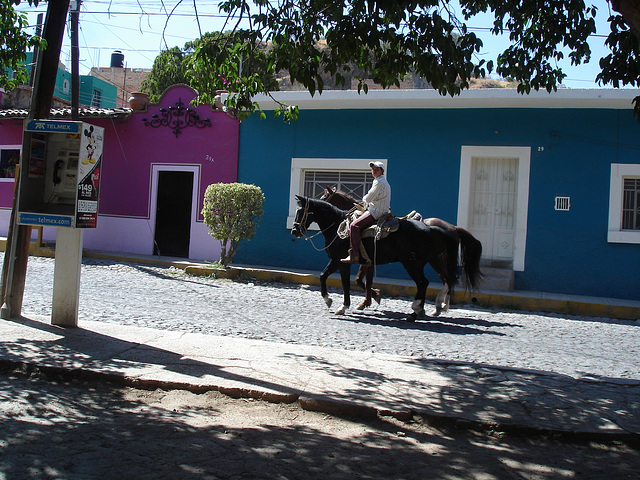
left=456, top=146, right=531, bottom=272
left=0, top=145, right=22, bottom=182
left=608, top=163, right=640, bottom=244
left=287, top=158, right=387, bottom=229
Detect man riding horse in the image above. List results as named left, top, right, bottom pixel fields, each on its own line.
left=341, top=161, right=391, bottom=265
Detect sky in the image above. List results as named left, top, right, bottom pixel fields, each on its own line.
left=16, top=0, right=618, bottom=89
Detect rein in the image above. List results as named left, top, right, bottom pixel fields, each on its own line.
left=294, top=201, right=342, bottom=252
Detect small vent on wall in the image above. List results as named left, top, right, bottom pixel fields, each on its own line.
left=555, top=196, right=571, bottom=211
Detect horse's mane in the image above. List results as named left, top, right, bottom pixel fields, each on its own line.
left=329, top=190, right=358, bottom=203
left=308, top=196, right=347, bottom=219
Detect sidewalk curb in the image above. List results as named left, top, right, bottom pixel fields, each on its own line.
left=3, top=358, right=638, bottom=445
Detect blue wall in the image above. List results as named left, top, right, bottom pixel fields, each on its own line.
left=237, top=106, right=640, bottom=301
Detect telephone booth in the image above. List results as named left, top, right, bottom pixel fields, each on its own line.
left=18, top=119, right=104, bottom=229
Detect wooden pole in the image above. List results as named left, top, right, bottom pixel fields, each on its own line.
left=71, top=0, right=80, bottom=119
left=0, top=0, right=70, bottom=319
left=0, top=166, right=21, bottom=303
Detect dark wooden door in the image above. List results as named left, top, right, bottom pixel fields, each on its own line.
left=153, top=171, right=193, bottom=258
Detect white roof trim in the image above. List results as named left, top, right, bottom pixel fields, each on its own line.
left=250, top=88, right=640, bottom=110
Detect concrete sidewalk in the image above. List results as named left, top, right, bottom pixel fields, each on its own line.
left=2, top=315, right=639, bottom=441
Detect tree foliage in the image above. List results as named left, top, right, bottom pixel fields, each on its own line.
left=175, top=0, right=640, bottom=121
left=0, top=0, right=45, bottom=90
left=142, top=31, right=279, bottom=110
left=597, top=11, right=640, bottom=115
left=141, top=47, right=189, bottom=102
left=202, top=183, right=265, bottom=266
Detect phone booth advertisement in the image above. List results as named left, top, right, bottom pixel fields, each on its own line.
left=18, top=120, right=104, bottom=229
left=76, top=125, right=103, bottom=228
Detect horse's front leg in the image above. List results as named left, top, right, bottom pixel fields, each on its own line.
left=356, top=265, right=380, bottom=308
left=319, top=260, right=340, bottom=310
left=355, top=266, right=366, bottom=291
left=357, top=265, right=374, bottom=310
left=333, top=262, right=352, bottom=315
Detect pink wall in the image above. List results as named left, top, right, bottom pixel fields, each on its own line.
left=0, top=118, right=24, bottom=209
left=0, top=85, right=240, bottom=260
left=98, top=85, right=238, bottom=220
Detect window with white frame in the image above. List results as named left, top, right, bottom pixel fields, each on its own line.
left=303, top=170, right=373, bottom=199
left=287, top=158, right=386, bottom=228
left=608, top=164, right=640, bottom=244
left=0, top=146, right=21, bottom=180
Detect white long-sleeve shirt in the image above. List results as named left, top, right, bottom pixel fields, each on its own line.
left=363, top=175, right=391, bottom=219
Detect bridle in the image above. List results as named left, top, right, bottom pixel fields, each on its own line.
left=293, top=200, right=342, bottom=252
left=292, top=198, right=311, bottom=234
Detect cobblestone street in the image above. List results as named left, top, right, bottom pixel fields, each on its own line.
left=19, top=256, right=640, bottom=382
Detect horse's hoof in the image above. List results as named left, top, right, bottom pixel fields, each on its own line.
left=334, top=305, right=347, bottom=315
left=411, top=300, right=425, bottom=318
left=406, top=312, right=417, bottom=322
left=356, top=300, right=370, bottom=310
left=324, top=296, right=333, bottom=309
left=431, top=308, right=442, bottom=317
left=373, top=290, right=382, bottom=304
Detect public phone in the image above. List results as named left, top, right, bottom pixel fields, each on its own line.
left=43, top=133, right=81, bottom=204
left=18, top=120, right=104, bottom=229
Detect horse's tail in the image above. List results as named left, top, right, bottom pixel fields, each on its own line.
left=456, top=227, right=483, bottom=291
left=446, top=234, right=459, bottom=289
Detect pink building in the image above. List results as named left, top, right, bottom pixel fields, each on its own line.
left=0, top=85, right=239, bottom=260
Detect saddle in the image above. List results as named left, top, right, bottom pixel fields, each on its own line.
left=338, top=209, right=423, bottom=241
left=338, top=209, right=423, bottom=265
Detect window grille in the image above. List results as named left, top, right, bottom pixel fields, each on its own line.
left=622, top=178, right=640, bottom=230
left=91, top=89, right=102, bottom=107
left=304, top=170, right=373, bottom=200
left=554, top=196, right=570, bottom=211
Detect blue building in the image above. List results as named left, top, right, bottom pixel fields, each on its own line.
left=17, top=52, right=117, bottom=108
left=236, top=88, right=640, bottom=302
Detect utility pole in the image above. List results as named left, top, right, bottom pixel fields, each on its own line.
left=51, top=0, right=83, bottom=327
left=70, top=0, right=81, bottom=120
left=0, top=0, right=71, bottom=320
left=28, top=14, right=44, bottom=87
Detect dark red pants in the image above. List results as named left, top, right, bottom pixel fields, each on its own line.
left=349, top=212, right=376, bottom=256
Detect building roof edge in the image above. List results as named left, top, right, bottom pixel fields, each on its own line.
left=250, top=88, right=640, bottom=110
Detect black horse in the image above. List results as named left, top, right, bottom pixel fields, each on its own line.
left=291, top=195, right=460, bottom=321
left=320, top=186, right=483, bottom=312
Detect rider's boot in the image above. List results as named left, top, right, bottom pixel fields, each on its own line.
left=340, top=249, right=359, bottom=264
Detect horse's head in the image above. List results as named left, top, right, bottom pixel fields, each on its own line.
left=321, top=187, right=358, bottom=211
left=319, top=186, right=336, bottom=202
left=291, top=195, right=312, bottom=238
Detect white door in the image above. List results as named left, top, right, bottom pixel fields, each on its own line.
left=468, top=156, right=518, bottom=261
